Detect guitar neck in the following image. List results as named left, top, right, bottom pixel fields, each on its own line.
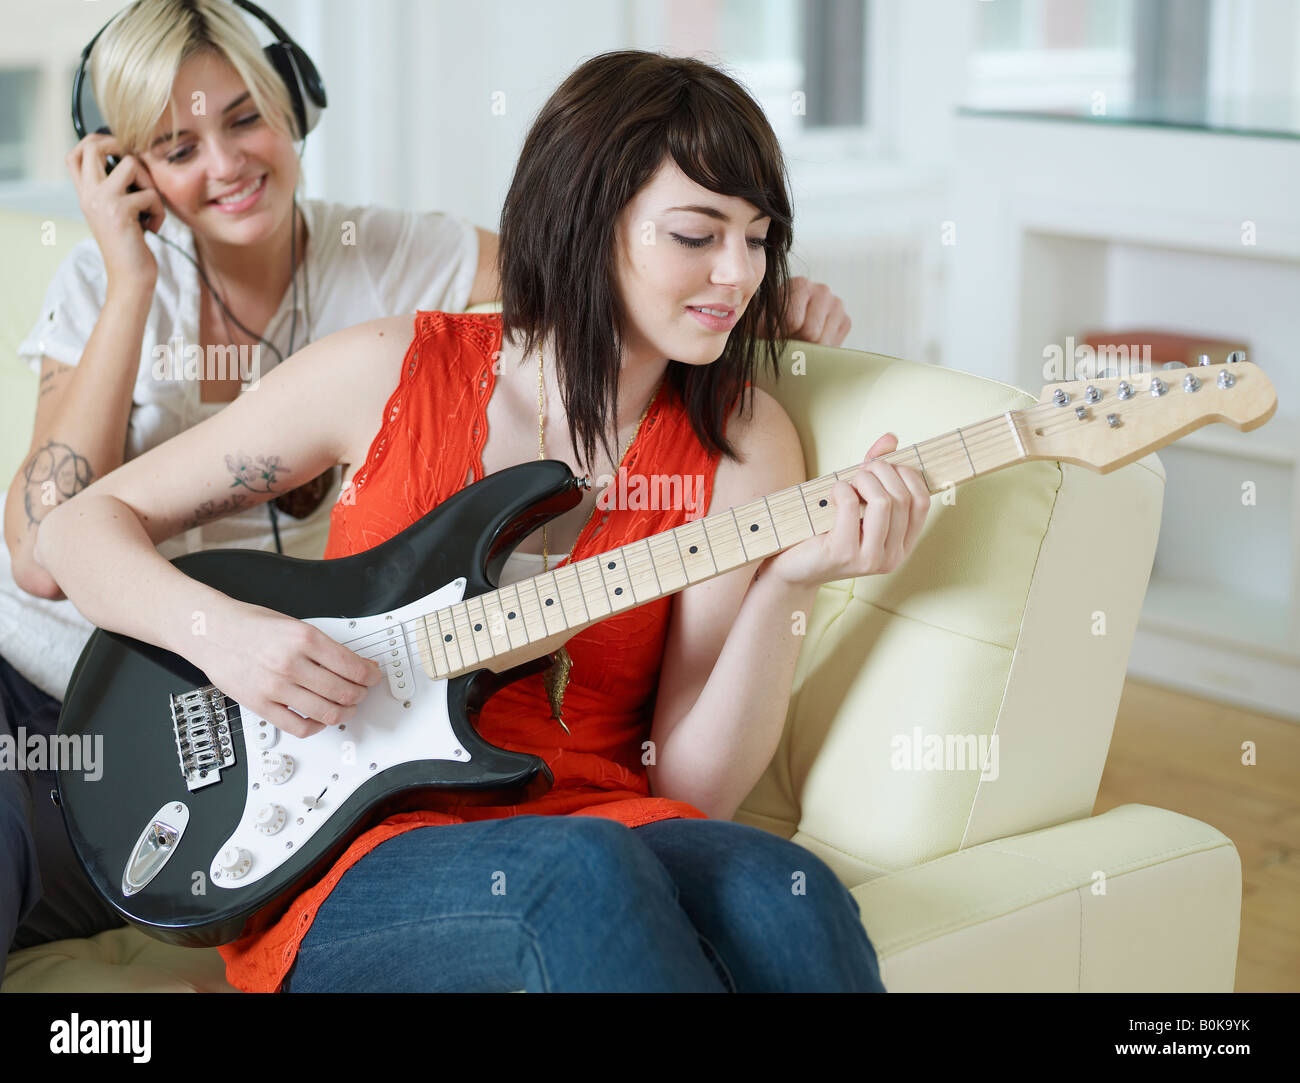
left=415, top=408, right=1030, bottom=680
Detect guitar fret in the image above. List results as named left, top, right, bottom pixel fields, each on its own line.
left=466, top=595, right=495, bottom=663
left=596, top=547, right=634, bottom=611
left=704, top=513, right=743, bottom=573
left=731, top=496, right=782, bottom=561
left=574, top=558, right=611, bottom=618
left=673, top=519, right=715, bottom=581
left=434, top=607, right=464, bottom=673
left=448, top=602, right=481, bottom=667
left=477, top=590, right=515, bottom=655
left=626, top=538, right=661, bottom=604
left=553, top=564, right=589, bottom=627
left=911, top=443, right=931, bottom=491
left=955, top=426, right=976, bottom=478
left=793, top=480, right=817, bottom=538
left=653, top=530, right=689, bottom=591
left=530, top=574, right=563, bottom=637
left=501, top=583, right=534, bottom=647
left=415, top=612, right=442, bottom=679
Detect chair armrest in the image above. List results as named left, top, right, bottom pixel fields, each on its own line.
left=844, top=803, right=1240, bottom=991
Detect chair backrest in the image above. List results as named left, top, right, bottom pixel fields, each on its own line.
left=739, top=343, right=1166, bottom=887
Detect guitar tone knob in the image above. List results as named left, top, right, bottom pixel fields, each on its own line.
left=219, top=846, right=252, bottom=879
left=255, top=804, right=288, bottom=835
left=261, top=753, right=295, bottom=785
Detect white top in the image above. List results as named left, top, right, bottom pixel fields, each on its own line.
left=498, top=550, right=550, bottom=589
left=2, top=197, right=479, bottom=700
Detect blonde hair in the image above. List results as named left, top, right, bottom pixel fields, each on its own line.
left=89, top=0, right=300, bottom=158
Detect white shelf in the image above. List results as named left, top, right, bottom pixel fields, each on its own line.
left=1141, top=576, right=1296, bottom=659
left=947, top=113, right=1300, bottom=717
left=1175, top=411, right=1299, bottom=465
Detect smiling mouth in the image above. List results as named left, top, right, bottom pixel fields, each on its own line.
left=210, top=174, right=266, bottom=205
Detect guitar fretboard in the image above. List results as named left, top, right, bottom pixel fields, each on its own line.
left=414, top=409, right=1030, bottom=680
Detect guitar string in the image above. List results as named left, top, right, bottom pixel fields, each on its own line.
left=330, top=380, right=1224, bottom=673
left=378, top=381, right=1207, bottom=650
left=207, top=374, right=1227, bottom=734
left=307, top=394, right=1180, bottom=711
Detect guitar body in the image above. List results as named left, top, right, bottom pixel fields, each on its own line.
left=55, top=461, right=582, bottom=948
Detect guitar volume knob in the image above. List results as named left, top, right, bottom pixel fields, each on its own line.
left=261, top=752, right=295, bottom=785
left=218, top=846, right=252, bottom=879
left=255, top=804, right=288, bottom=835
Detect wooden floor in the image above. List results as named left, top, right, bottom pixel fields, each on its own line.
left=1093, top=676, right=1299, bottom=993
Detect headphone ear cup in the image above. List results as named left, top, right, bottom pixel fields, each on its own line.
left=262, top=41, right=325, bottom=139
left=72, top=62, right=109, bottom=141
left=262, top=42, right=308, bottom=139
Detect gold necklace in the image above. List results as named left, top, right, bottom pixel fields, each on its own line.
left=536, top=345, right=659, bottom=734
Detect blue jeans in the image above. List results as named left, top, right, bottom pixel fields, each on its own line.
left=0, top=655, right=126, bottom=983
left=283, top=814, right=885, bottom=992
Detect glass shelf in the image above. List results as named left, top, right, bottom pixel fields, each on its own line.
left=958, top=96, right=1300, bottom=141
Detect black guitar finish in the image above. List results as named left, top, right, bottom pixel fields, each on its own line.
left=55, top=461, right=584, bottom=947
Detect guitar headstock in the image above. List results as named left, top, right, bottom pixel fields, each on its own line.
left=1022, top=353, right=1278, bottom=473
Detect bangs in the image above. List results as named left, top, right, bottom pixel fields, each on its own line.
left=664, top=92, right=793, bottom=242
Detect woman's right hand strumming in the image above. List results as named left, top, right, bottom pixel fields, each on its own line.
left=192, top=599, right=383, bottom=739
left=66, top=132, right=166, bottom=290
left=30, top=315, right=412, bottom=734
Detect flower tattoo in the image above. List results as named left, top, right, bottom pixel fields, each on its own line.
left=225, top=453, right=288, bottom=494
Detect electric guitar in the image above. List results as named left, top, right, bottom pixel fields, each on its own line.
left=54, top=357, right=1277, bottom=947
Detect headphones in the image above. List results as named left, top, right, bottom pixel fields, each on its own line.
left=70, top=0, right=329, bottom=555
left=72, top=0, right=327, bottom=148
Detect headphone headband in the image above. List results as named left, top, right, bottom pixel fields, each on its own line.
left=72, top=0, right=327, bottom=143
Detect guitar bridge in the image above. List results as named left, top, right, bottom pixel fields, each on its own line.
left=171, top=685, right=237, bottom=791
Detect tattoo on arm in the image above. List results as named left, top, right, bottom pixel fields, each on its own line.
left=181, top=494, right=250, bottom=530
left=22, top=441, right=94, bottom=526
left=178, top=453, right=295, bottom=531
left=225, top=453, right=291, bottom=494
left=38, top=365, right=71, bottom=399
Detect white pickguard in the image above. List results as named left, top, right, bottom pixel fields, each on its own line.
left=211, top=577, right=468, bottom=890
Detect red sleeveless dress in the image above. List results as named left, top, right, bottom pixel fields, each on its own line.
left=218, top=311, right=735, bottom=993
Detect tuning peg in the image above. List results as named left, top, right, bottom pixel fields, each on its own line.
left=1162, top=361, right=1187, bottom=370
left=1227, top=350, right=1246, bottom=363
left=1197, top=353, right=1212, bottom=366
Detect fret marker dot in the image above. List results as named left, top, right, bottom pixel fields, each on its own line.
left=545, top=598, right=554, bottom=606
left=689, top=545, right=698, bottom=554
left=508, top=612, right=516, bottom=619
left=474, top=623, right=482, bottom=631
left=607, top=561, right=616, bottom=569
left=443, top=634, right=452, bottom=642
left=615, top=587, right=623, bottom=595
left=750, top=523, right=758, bottom=531
left=819, top=499, right=827, bottom=507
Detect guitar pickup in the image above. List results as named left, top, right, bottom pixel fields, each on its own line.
left=378, top=619, right=415, bottom=702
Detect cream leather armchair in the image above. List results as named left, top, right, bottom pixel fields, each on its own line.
left=1, top=210, right=1240, bottom=992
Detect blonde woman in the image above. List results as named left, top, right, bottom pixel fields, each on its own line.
left=0, top=0, right=499, bottom=978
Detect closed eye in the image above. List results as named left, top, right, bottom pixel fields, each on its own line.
left=671, top=233, right=769, bottom=250
left=165, top=114, right=262, bottom=163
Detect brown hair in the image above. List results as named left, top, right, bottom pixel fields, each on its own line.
left=499, top=50, right=793, bottom=472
